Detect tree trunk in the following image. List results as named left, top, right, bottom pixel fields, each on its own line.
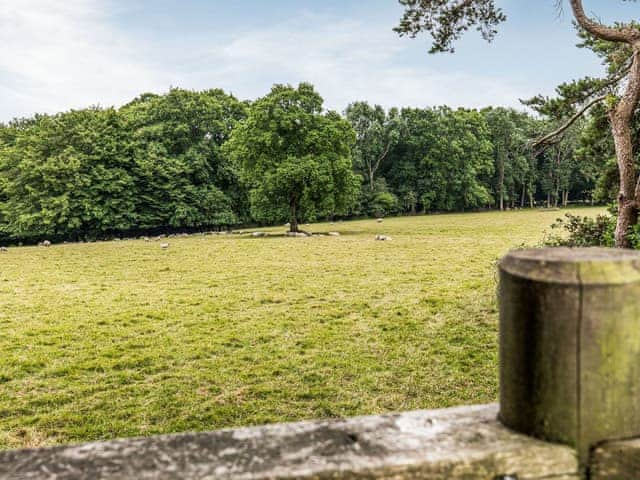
left=617, top=201, right=638, bottom=248
left=569, top=1, right=640, bottom=248
left=529, top=191, right=534, bottom=209
left=520, top=185, right=526, bottom=208
left=290, top=215, right=298, bottom=233
left=554, top=151, right=561, bottom=209
left=611, top=112, right=639, bottom=248
left=290, top=196, right=299, bottom=233
left=611, top=49, right=640, bottom=248
left=610, top=47, right=640, bottom=248
left=498, top=154, right=505, bottom=211
left=368, top=140, right=392, bottom=192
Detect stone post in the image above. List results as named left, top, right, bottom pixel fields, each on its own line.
left=499, top=247, right=640, bottom=468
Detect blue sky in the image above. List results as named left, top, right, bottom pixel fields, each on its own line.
left=0, top=1, right=637, bottom=122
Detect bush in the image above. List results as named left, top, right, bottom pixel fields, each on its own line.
left=370, top=191, right=399, bottom=218
left=544, top=212, right=616, bottom=248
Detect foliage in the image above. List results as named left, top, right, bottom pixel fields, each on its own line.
left=521, top=7, right=640, bottom=247
left=544, top=212, right=616, bottom=247
left=0, top=109, right=136, bottom=241
left=345, top=102, right=403, bottom=190
left=545, top=202, right=640, bottom=248
left=369, top=185, right=400, bottom=218
left=394, top=0, right=640, bottom=248
left=395, top=0, right=506, bottom=53
left=381, top=107, right=494, bottom=212
left=121, top=88, right=246, bottom=230
left=482, top=107, right=539, bottom=209
left=0, top=89, right=246, bottom=242
left=0, top=82, right=612, bottom=243
left=574, top=104, right=618, bottom=203
left=536, top=125, right=583, bottom=207
left=226, top=84, right=360, bottom=231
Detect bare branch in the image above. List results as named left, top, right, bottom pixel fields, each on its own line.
left=532, top=95, right=607, bottom=148
left=554, top=0, right=564, bottom=20
left=373, top=141, right=393, bottom=174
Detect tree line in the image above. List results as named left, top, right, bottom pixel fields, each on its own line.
left=0, top=82, right=609, bottom=243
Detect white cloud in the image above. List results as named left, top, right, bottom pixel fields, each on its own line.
left=0, top=0, right=167, bottom=121
left=180, top=14, right=532, bottom=113
left=0, top=2, right=537, bottom=122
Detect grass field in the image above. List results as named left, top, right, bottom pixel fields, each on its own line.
left=0, top=207, right=601, bottom=450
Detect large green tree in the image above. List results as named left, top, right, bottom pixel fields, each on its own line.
left=345, top=102, right=403, bottom=191
left=538, top=125, right=581, bottom=208
left=383, top=107, right=494, bottom=212
left=0, top=109, right=136, bottom=241
left=121, top=88, right=247, bottom=230
left=396, top=0, right=640, bottom=247
left=419, top=107, right=494, bottom=211
left=482, top=108, right=539, bottom=210
left=226, top=83, right=360, bottom=233
left=0, top=88, right=248, bottom=242
left=574, top=104, right=624, bottom=203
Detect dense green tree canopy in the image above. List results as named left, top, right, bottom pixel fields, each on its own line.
left=380, top=107, right=494, bottom=213
left=0, top=82, right=609, bottom=245
left=419, top=107, right=494, bottom=211
left=226, top=84, right=360, bottom=232
left=121, top=88, right=247, bottom=229
left=0, top=108, right=136, bottom=240
left=0, top=88, right=247, bottom=242
left=345, top=102, right=402, bottom=191
left=482, top=108, right=539, bottom=210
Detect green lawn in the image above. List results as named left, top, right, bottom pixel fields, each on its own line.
left=0, top=208, right=600, bottom=450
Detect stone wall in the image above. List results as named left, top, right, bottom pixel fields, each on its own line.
left=0, top=404, right=578, bottom=480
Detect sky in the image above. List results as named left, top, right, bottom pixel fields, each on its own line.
left=0, top=0, right=637, bottom=122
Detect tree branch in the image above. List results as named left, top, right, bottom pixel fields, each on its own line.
left=532, top=95, right=607, bottom=148
left=373, top=140, right=392, bottom=174
left=585, top=65, right=632, bottom=99
left=617, top=49, right=640, bottom=123
left=570, top=0, right=640, bottom=44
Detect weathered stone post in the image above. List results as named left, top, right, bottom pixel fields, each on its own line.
left=499, top=247, right=640, bottom=468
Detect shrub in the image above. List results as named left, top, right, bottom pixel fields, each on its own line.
left=370, top=191, right=399, bottom=218
left=544, top=212, right=616, bottom=248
